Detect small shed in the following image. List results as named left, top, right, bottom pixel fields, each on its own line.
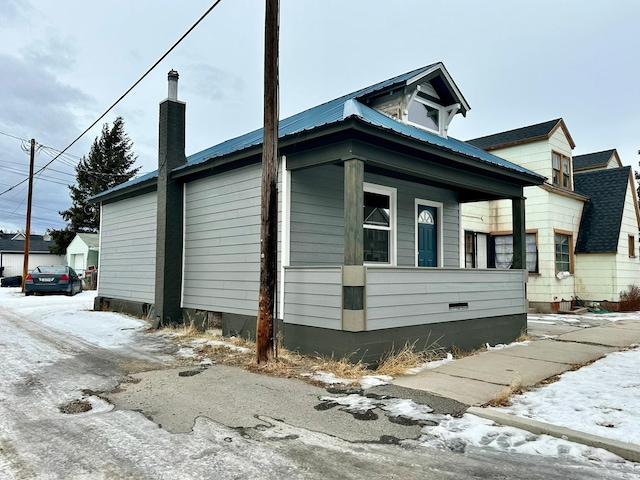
left=66, top=233, right=99, bottom=273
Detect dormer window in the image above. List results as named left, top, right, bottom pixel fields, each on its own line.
left=360, top=63, right=469, bottom=139
left=552, top=151, right=572, bottom=189
left=407, top=97, right=441, bottom=133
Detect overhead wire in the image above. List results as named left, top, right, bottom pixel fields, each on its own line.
left=0, top=0, right=224, bottom=198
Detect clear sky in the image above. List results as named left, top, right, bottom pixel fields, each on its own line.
left=1, top=0, right=639, bottom=233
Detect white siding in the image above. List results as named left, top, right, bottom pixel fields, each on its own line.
left=182, top=164, right=262, bottom=316
left=575, top=177, right=640, bottom=301
left=461, top=129, right=589, bottom=305
left=1, top=253, right=65, bottom=277
left=98, top=193, right=157, bottom=303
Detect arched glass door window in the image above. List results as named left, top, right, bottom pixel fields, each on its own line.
left=418, top=209, right=434, bottom=225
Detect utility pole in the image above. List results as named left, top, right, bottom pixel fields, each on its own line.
left=256, top=0, right=280, bottom=363
left=21, top=139, right=35, bottom=293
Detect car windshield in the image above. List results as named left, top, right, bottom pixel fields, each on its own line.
left=35, top=266, right=67, bottom=274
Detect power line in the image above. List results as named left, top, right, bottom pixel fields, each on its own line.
left=0, top=0, right=224, bottom=198
left=0, top=131, right=29, bottom=142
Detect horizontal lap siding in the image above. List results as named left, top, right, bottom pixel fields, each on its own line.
left=290, top=165, right=460, bottom=267
left=98, top=193, right=157, bottom=303
left=366, top=268, right=526, bottom=330
left=290, top=165, right=344, bottom=265
left=364, top=171, right=459, bottom=267
left=183, top=165, right=262, bottom=316
left=283, top=267, right=342, bottom=329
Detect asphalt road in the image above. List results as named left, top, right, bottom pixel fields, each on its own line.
left=0, top=295, right=635, bottom=479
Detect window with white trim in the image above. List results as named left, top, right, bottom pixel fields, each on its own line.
left=363, top=184, right=396, bottom=264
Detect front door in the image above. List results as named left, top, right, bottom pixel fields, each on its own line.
left=417, top=205, right=437, bottom=266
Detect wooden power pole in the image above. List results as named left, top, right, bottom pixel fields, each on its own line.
left=21, top=139, right=35, bottom=293
left=256, top=0, right=280, bottom=363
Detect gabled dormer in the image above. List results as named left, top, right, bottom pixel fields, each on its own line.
left=359, top=63, right=470, bottom=138
left=11, top=232, right=26, bottom=241
left=573, top=149, right=621, bottom=172
left=468, top=118, right=577, bottom=192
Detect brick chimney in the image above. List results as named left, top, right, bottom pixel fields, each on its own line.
left=154, top=70, right=187, bottom=327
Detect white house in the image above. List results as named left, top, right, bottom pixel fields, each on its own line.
left=66, top=233, right=99, bottom=274
left=461, top=119, right=640, bottom=312
left=0, top=231, right=64, bottom=278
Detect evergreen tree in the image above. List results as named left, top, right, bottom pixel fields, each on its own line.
left=60, top=116, right=140, bottom=232
left=48, top=117, right=139, bottom=253
left=47, top=227, right=76, bottom=255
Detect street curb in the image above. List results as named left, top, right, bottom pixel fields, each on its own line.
left=467, top=407, right=640, bottom=463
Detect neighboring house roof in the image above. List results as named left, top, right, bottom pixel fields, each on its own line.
left=92, top=63, right=544, bottom=202
left=574, top=166, right=631, bottom=253
left=573, top=149, right=619, bottom=172
left=0, top=233, right=56, bottom=253
left=467, top=118, right=576, bottom=151
left=77, top=233, right=99, bottom=249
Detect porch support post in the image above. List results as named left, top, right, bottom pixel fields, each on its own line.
left=343, top=158, right=366, bottom=332
left=512, top=196, right=526, bottom=270
left=344, top=158, right=364, bottom=266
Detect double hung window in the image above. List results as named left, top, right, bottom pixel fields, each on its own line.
left=552, top=152, right=572, bottom=189
left=363, top=184, right=396, bottom=264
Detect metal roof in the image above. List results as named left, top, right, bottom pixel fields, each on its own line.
left=94, top=64, right=544, bottom=201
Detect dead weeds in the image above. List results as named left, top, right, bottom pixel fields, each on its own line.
left=162, top=328, right=450, bottom=386
left=486, top=375, right=527, bottom=407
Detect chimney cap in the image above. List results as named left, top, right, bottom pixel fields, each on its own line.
left=168, top=69, right=179, bottom=79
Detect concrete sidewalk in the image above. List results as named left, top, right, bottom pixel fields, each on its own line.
left=390, top=316, right=640, bottom=461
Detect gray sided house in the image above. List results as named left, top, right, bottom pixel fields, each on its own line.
left=92, top=64, right=544, bottom=362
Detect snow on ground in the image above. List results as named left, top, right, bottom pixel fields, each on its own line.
left=1, top=286, right=639, bottom=475
left=493, top=346, right=640, bottom=446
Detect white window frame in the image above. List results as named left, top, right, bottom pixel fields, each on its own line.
left=406, top=96, right=445, bottom=136
left=363, top=182, right=397, bottom=266
left=414, top=198, right=443, bottom=267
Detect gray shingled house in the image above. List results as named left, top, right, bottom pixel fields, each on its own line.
left=92, top=64, right=545, bottom=361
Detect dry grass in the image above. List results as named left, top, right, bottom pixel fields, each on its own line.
left=451, top=344, right=487, bottom=359
left=515, top=330, right=532, bottom=343
left=161, top=326, right=453, bottom=385
left=486, top=375, right=526, bottom=407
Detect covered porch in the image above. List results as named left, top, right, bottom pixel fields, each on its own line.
left=279, top=135, right=535, bottom=362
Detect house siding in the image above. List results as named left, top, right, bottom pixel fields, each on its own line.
left=98, top=193, right=157, bottom=303
left=615, top=181, right=640, bottom=296
left=366, top=267, right=526, bottom=330
left=461, top=129, right=585, bottom=307
left=0, top=253, right=65, bottom=277
left=575, top=179, right=640, bottom=301
left=183, top=164, right=262, bottom=316
left=289, top=164, right=459, bottom=267
left=283, top=266, right=342, bottom=330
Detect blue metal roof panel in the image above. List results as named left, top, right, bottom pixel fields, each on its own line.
left=350, top=102, right=543, bottom=178
left=89, top=170, right=157, bottom=201
left=97, top=63, right=541, bottom=199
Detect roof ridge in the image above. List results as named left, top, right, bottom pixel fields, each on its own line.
left=468, top=118, right=561, bottom=143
